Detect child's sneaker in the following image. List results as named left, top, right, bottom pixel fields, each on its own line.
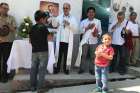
left=96, top=87, right=102, bottom=92
left=102, top=90, right=108, bottom=93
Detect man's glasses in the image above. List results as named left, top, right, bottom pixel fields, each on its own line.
left=63, top=7, right=69, bottom=10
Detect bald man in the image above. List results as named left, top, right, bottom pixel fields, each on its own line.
left=54, top=3, right=78, bottom=74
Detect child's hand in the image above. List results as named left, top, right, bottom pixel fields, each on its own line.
left=48, top=34, right=53, bottom=41
left=96, top=51, right=102, bottom=57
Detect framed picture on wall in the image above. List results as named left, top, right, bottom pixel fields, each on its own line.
left=40, top=1, right=59, bottom=17
left=40, top=1, right=59, bottom=31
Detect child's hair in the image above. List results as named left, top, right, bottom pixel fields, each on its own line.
left=34, top=10, right=47, bottom=22
left=102, top=33, right=112, bottom=40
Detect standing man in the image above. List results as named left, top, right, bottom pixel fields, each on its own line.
left=0, top=2, right=16, bottom=82
left=108, top=11, right=131, bottom=75
left=129, top=12, right=140, bottom=66
left=54, top=2, right=78, bottom=74
left=75, top=7, right=102, bottom=75
left=0, top=2, right=16, bottom=42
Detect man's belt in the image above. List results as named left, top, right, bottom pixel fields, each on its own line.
left=132, top=36, right=139, bottom=38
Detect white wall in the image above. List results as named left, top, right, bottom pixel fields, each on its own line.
left=0, top=0, right=83, bottom=26
left=0, top=0, right=82, bottom=65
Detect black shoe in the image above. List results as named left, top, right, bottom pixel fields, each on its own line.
left=1, top=78, right=8, bottom=83
left=53, top=69, right=60, bottom=74
left=64, top=70, right=69, bottom=75
left=118, top=71, right=126, bottom=75
left=89, top=70, right=94, bottom=75
left=31, top=87, right=36, bottom=92
left=109, top=70, right=115, bottom=73
left=78, top=70, right=84, bottom=74
left=119, top=72, right=126, bottom=75
left=109, top=69, right=116, bottom=73
left=37, top=89, right=45, bottom=93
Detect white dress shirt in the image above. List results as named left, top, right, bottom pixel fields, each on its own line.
left=56, top=14, right=78, bottom=43
left=55, top=14, right=78, bottom=67
left=80, top=18, right=102, bottom=44
left=128, top=21, right=139, bottom=36
left=109, top=19, right=131, bottom=45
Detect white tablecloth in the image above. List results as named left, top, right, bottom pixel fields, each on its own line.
left=7, top=40, right=55, bottom=74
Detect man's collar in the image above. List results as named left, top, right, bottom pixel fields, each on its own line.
left=63, top=14, right=70, bottom=18
left=88, top=18, right=94, bottom=21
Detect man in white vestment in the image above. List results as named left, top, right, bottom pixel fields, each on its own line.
left=75, top=7, right=102, bottom=75
left=54, top=3, right=78, bottom=74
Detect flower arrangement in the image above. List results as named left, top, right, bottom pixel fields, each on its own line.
left=18, top=17, right=33, bottom=38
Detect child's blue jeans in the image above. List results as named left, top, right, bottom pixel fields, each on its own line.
left=95, top=65, right=109, bottom=91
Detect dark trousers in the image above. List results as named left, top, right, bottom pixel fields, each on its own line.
left=110, top=44, right=127, bottom=73
left=80, top=44, right=96, bottom=72
left=0, top=42, right=13, bottom=82
left=56, top=42, right=68, bottom=72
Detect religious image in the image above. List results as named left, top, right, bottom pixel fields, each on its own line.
left=40, top=1, right=59, bottom=17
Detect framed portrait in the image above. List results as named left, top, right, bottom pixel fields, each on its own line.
left=40, top=1, right=59, bottom=31
left=40, top=1, right=59, bottom=17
